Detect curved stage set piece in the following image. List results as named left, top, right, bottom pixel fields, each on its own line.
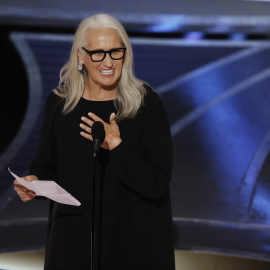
left=1, top=33, right=270, bottom=260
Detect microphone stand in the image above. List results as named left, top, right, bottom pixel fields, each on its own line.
left=91, top=121, right=105, bottom=270
left=91, top=151, right=97, bottom=270
left=91, top=140, right=99, bottom=270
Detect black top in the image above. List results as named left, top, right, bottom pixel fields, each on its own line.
left=30, top=85, right=175, bottom=270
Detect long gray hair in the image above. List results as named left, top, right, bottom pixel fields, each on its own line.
left=54, top=13, right=146, bottom=121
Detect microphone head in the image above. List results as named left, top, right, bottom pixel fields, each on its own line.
left=92, top=121, right=105, bottom=143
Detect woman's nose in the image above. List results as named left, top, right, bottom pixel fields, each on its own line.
left=103, top=53, right=113, bottom=66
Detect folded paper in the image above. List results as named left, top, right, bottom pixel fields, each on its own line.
left=9, top=168, right=81, bottom=206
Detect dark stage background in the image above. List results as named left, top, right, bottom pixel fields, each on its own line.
left=1, top=0, right=270, bottom=263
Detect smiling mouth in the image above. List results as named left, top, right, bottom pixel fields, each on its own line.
left=100, top=69, right=114, bottom=75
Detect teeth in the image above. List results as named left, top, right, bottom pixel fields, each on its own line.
left=100, top=70, right=114, bottom=75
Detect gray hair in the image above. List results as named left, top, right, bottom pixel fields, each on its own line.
left=55, top=13, right=146, bottom=121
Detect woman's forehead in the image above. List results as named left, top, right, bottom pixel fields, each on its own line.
left=84, top=27, right=122, bottom=46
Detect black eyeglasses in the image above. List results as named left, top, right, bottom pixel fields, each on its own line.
left=82, top=47, right=126, bottom=62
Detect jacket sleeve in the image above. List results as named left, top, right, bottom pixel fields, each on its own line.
left=109, top=90, right=173, bottom=200
left=29, top=92, right=59, bottom=181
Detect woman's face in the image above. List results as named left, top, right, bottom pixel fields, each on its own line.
left=79, top=27, right=124, bottom=91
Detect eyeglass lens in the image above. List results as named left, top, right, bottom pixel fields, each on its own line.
left=91, top=48, right=125, bottom=62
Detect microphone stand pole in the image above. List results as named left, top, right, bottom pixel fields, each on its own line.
left=90, top=121, right=105, bottom=270
left=91, top=146, right=99, bottom=270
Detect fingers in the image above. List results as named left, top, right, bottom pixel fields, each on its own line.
left=81, top=115, right=94, bottom=127
left=110, top=112, right=116, bottom=123
left=80, top=115, right=93, bottom=141
left=80, top=131, right=93, bottom=141
left=14, top=180, right=27, bottom=192
left=81, top=112, right=104, bottom=127
left=80, top=113, right=104, bottom=141
left=80, top=123, right=92, bottom=134
left=80, top=112, right=121, bottom=150
left=22, top=175, right=38, bottom=182
left=14, top=178, right=36, bottom=202
left=87, top=113, right=104, bottom=123
left=17, top=189, right=36, bottom=202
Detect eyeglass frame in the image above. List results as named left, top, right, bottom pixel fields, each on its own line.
left=81, top=47, right=126, bottom=62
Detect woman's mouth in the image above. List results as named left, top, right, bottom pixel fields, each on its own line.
left=100, top=69, right=114, bottom=75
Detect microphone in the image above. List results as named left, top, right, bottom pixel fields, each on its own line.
left=91, top=121, right=105, bottom=157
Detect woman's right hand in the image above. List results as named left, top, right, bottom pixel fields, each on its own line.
left=14, top=175, right=38, bottom=202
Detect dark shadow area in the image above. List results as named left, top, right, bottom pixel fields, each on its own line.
left=0, top=28, right=28, bottom=154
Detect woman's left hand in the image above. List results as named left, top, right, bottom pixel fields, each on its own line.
left=80, top=112, right=122, bottom=150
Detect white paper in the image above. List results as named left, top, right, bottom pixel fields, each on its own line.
left=9, top=168, right=81, bottom=206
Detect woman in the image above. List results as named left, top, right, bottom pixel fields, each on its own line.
left=14, top=14, right=175, bottom=270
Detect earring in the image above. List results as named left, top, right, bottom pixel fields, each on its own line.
left=78, top=61, right=83, bottom=71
